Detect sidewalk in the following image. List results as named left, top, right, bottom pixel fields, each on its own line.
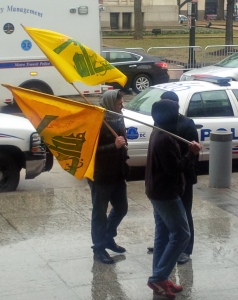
left=1, top=163, right=238, bottom=299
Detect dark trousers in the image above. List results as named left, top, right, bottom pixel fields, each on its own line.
left=181, top=184, right=194, bottom=255
left=88, top=179, right=128, bottom=251
left=149, top=197, right=190, bottom=283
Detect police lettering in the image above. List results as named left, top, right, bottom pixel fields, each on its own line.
left=201, top=128, right=238, bottom=141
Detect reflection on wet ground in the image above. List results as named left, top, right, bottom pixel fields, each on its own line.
left=1, top=165, right=238, bottom=299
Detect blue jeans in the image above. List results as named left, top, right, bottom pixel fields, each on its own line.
left=148, top=197, right=190, bottom=283
left=88, top=179, right=128, bottom=251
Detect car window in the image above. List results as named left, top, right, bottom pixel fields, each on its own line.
left=187, top=90, right=234, bottom=117
left=109, top=51, right=136, bottom=63
left=102, top=52, right=107, bottom=60
left=232, top=89, right=238, bottom=100
left=215, top=53, right=238, bottom=68
left=124, top=88, right=165, bottom=115
left=131, top=54, right=141, bottom=61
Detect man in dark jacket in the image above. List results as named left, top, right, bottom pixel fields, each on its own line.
left=146, top=100, right=201, bottom=298
left=88, top=90, right=128, bottom=264
left=148, top=91, right=199, bottom=264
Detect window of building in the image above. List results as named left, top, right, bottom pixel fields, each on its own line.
left=123, top=13, right=131, bottom=29
left=110, top=13, right=119, bottom=29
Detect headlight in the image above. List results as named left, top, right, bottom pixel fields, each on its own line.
left=30, top=132, right=45, bottom=153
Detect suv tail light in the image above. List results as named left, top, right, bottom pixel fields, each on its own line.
left=30, top=132, right=45, bottom=153
left=155, top=62, right=168, bottom=69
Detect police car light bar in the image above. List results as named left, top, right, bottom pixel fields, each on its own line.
left=191, top=75, right=231, bottom=86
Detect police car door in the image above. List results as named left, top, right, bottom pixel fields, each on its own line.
left=186, top=89, right=238, bottom=161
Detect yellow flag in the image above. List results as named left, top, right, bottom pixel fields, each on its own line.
left=23, top=26, right=127, bottom=87
left=2, top=84, right=105, bottom=181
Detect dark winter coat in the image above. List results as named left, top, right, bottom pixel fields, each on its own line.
left=93, top=115, right=128, bottom=183
left=145, top=100, right=194, bottom=201
left=93, top=89, right=128, bottom=182
left=177, top=114, right=199, bottom=185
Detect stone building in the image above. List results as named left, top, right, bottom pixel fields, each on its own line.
left=100, top=0, right=179, bottom=31
left=180, top=0, right=227, bottom=21
left=100, top=0, right=228, bottom=31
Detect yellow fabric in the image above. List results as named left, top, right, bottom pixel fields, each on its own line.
left=23, top=26, right=127, bottom=87
left=2, top=84, right=105, bottom=181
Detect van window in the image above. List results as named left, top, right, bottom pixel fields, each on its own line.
left=187, top=90, right=234, bottom=117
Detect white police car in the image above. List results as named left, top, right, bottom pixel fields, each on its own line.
left=123, top=76, right=238, bottom=166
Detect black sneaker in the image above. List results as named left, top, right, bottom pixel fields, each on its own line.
left=147, top=246, right=154, bottom=252
left=94, top=249, right=114, bottom=264
left=106, top=239, right=126, bottom=253
left=177, top=253, right=190, bottom=264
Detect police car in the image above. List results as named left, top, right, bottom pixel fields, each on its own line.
left=123, top=76, right=238, bottom=166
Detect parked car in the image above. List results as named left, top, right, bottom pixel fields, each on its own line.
left=123, top=77, right=238, bottom=166
left=179, top=15, right=188, bottom=23
left=205, top=14, right=217, bottom=20
left=102, top=47, right=169, bottom=94
left=180, top=53, right=238, bottom=82
left=0, top=113, right=53, bottom=192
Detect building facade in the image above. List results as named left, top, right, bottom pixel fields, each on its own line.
left=100, top=0, right=179, bottom=31
left=100, top=0, right=228, bottom=31
left=180, top=0, right=227, bottom=21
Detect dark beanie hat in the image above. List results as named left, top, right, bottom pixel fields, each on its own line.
left=151, top=100, right=179, bottom=129
left=161, top=91, right=179, bottom=103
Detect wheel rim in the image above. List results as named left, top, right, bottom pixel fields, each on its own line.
left=136, top=77, right=150, bottom=92
left=0, top=167, right=10, bottom=190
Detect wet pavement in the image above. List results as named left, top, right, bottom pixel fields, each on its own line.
left=1, top=160, right=238, bottom=300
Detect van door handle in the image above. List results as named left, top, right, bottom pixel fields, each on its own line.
left=129, top=65, right=137, bottom=68
left=195, top=124, right=203, bottom=129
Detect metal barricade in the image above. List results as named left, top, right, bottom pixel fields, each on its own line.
left=123, top=45, right=238, bottom=81
left=147, top=46, right=203, bottom=81
left=147, top=46, right=203, bottom=71
left=125, top=47, right=146, bottom=53
left=204, top=45, right=238, bottom=66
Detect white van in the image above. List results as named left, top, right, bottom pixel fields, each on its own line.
left=0, top=0, right=104, bottom=105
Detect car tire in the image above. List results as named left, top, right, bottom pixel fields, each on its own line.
left=44, top=145, right=54, bottom=172
left=0, top=153, right=20, bottom=192
left=13, top=80, right=54, bottom=107
left=132, top=74, right=152, bottom=94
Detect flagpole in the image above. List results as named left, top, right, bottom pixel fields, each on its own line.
left=106, top=110, right=191, bottom=145
left=72, top=83, right=128, bottom=150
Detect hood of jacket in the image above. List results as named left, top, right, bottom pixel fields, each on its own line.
left=151, top=100, right=179, bottom=134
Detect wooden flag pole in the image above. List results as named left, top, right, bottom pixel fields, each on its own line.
left=72, top=83, right=128, bottom=150
left=106, top=110, right=192, bottom=145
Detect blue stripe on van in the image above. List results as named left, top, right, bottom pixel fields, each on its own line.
left=0, top=61, right=53, bottom=69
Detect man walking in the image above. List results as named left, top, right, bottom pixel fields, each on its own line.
left=148, top=91, right=199, bottom=264
left=146, top=100, right=201, bottom=298
left=88, top=90, right=129, bottom=264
